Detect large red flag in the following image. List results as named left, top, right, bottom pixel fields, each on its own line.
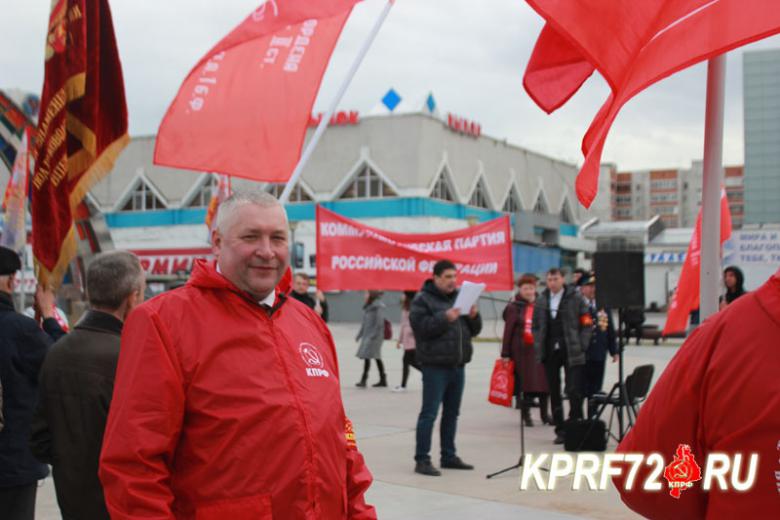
left=154, top=0, right=361, bottom=182
left=663, top=190, right=732, bottom=335
left=523, top=0, right=780, bottom=207
left=32, top=0, right=128, bottom=287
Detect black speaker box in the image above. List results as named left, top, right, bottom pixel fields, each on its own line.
left=593, top=252, right=645, bottom=308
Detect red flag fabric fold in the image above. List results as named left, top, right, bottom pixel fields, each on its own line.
left=154, top=0, right=361, bottom=182
left=523, top=0, right=780, bottom=207
left=32, top=0, right=128, bottom=287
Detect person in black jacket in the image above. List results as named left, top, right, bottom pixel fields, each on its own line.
left=720, top=265, right=747, bottom=309
left=290, top=272, right=329, bottom=322
left=578, top=273, right=618, bottom=416
left=532, top=267, right=592, bottom=445
left=30, top=251, right=145, bottom=520
left=0, top=246, right=65, bottom=520
left=410, top=260, right=482, bottom=476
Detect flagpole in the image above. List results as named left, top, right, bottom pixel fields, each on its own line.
left=699, top=55, right=726, bottom=321
left=279, top=0, right=395, bottom=204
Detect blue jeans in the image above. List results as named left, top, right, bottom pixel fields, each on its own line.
left=415, top=365, right=465, bottom=463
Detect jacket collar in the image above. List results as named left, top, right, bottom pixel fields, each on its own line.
left=75, top=310, right=123, bottom=335
left=188, top=259, right=289, bottom=314
left=422, top=278, right=456, bottom=302
left=0, top=290, right=15, bottom=312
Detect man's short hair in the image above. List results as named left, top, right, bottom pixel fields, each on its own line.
left=547, top=267, right=563, bottom=277
left=433, top=260, right=457, bottom=277
left=294, top=272, right=310, bottom=282
left=214, top=190, right=286, bottom=233
left=87, top=251, right=143, bottom=310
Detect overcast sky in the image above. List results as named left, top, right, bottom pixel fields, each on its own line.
left=3, top=0, right=780, bottom=172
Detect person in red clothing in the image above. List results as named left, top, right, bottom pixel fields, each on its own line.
left=613, top=269, right=780, bottom=518
left=99, top=191, right=376, bottom=519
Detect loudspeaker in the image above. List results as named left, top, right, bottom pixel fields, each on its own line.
left=593, top=251, right=645, bottom=308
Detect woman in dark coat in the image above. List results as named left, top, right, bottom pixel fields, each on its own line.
left=501, top=274, right=551, bottom=426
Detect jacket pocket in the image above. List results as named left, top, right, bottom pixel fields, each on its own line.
left=195, top=494, right=273, bottom=520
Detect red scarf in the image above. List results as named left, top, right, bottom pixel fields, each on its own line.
left=523, top=303, right=534, bottom=346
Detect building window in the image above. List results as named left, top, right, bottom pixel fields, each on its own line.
left=430, top=171, right=456, bottom=202
left=651, top=193, right=678, bottom=203
left=533, top=194, right=548, bottom=214
left=120, top=180, right=166, bottom=211
left=339, top=166, right=397, bottom=199
left=468, top=178, right=491, bottom=209
left=560, top=199, right=574, bottom=224
left=187, top=175, right=217, bottom=208
left=266, top=183, right=312, bottom=202
left=651, top=180, right=677, bottom=190
left=502, top=187, right=522, bottom=213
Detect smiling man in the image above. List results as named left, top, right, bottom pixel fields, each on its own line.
left=99, top=191, right=376, bottom=519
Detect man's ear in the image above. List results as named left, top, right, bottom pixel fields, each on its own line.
left=211, top=228, right=222, bottom=252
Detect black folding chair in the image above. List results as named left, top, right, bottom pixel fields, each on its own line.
left=590, top=364, right=654, bottom=443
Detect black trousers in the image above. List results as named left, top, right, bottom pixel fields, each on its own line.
left=362, top=359, right=386, bottom=378
left=0, top=483, right=37, bottom=520
left=543, top=348, right=584, bottom=434
left=400, top=349, right=420, bottom=387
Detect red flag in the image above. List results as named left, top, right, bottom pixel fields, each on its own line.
left=523, top=0, right=780, bottom=207
left=663, top=190, right=732, bottom=335
left=32, top=0, right=128, bottom=287
left=154, top=0, right=361, bottom=182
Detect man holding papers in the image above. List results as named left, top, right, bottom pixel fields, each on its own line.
left=409, top=260, right=482, bottom=476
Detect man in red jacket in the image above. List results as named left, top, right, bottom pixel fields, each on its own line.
left=613, top=269, right=780, bottom=518
left=99, top=191, right=376, bottom=519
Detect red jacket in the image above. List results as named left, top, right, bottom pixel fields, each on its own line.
left=614, top=270, right=780, bottom=518
left=99, top=260, right=376, bottom=519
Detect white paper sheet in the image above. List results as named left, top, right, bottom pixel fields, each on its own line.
left=453, top=281, right=485, bottom=314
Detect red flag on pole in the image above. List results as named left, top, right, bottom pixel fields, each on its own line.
left=32, top=0, right=129, bottom=287
left=154, top=0, right=361, bottom=182
left=523, top=0, right=780, bottom=207
left=663, top=190, right=732, bottom=335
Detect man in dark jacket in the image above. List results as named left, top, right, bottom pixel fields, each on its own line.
left=30, top=250, right=145, bottom=520
left=532, top=267, right=592, bottom=444
left=578, top=273, right=618, bottom=416
left=290, top=271, right=329, bottom=322
left=410, top=260, right=482, bottom=476
left=0, top=246, right=65, bottom=520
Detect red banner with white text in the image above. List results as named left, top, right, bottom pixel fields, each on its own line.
left=154, top=1, right=359, bottom=182
left=316, top=206, right=513, bottom=291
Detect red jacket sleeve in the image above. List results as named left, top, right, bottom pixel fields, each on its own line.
left=99, top=305, right=185, bottom=519
left=344, top=418, right=377, bottom=520
left=315, top=318, right=377, bottom=519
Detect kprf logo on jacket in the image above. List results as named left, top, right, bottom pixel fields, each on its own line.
left=299, top=342, right=330, bottom=378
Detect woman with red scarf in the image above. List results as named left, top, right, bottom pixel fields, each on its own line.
left=501, top=274, right=550, bottom=426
